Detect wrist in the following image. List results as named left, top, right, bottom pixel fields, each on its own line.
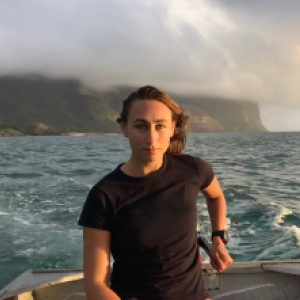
left=211, top=230, right=229, bottom=245
left=212, top=236, right=223, bottom=245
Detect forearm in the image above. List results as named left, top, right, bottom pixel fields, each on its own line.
left=83, top=228, right=117, bottom=300
left=202, top=177, right=233, bottom=271
left=206, top=194, right=227, bottom=231
left=85, top=282, right=121, bottom=300
left=206, top=195, right=233, bottom=272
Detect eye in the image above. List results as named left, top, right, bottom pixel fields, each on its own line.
left=135, top=124, right=148, bottom=130
left=156, top=124, right=165, bottom=130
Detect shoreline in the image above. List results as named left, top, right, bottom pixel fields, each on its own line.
left=0, top=132, right=122, bottom=137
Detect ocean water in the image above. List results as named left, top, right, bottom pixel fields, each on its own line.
left=0, top=132, right=300, bottom=288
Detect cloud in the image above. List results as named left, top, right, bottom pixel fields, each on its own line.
left=261, top=104, right=300, bottom=132
left=0, top=0, right=300, bottom=130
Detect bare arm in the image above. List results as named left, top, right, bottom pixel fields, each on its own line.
left=83, top=227, right=121, bottom=300
left=202, top=176, right=227, bottom=232
left=202, top=176, right=233, bottom=271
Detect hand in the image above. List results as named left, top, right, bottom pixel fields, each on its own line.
left=210, top=237, right=233, bottom=272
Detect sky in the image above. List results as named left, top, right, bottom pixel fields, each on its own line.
left=1, top=0, right=300, bottom=131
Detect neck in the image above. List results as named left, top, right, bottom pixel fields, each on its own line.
left=121, top=156, right=164, bottom=177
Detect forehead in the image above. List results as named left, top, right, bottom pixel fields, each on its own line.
left=128, top=100, right=173, bottom=121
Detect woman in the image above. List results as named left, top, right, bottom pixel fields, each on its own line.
left=78, top=85, right=233, bottom=300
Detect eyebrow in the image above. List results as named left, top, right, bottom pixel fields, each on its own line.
left=133, top=119, right=168, bottom=123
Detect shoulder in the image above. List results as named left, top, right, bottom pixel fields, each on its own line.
left=167, top=153, right=211, bottom=170
left=91, top=164, right=124, bottom=191
left=88, top=163, right=141, bottom=205
left=78, top=168, right=122, bottom=230
left=81, top=166, right=120, bottom=211
left=167, top=154, right=214, bottom=189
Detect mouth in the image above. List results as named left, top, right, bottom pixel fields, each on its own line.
left=144, top=147, right=158, bottom=154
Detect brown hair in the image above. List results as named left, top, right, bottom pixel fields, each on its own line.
left=117, top=85, right=189, bottom=154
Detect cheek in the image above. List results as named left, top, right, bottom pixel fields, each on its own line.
left=159, top=131, right=173, bottom=144
left=128, top=130, right=144, bottom=143
left=164, top=128, right=175, bottom=138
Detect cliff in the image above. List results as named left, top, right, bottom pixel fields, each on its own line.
left=0, top=75, right=267, bottom=136
left=177, top=96, right=266, bottom=132
left=0, top=75, right=119, bottom=136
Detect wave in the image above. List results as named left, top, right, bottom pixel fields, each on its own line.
left=288, top=225, right=300, bottom=248
left=15, top=247, right=47, bottom=257
left=3, top=172, right=43, bottom=179
left=13, top=216, right=32, bottom=226
left=274, top=206, right=293, bottom=226
left=255, top=224, right=300, bottom=260
left=0, top=211, right=9, bottom=216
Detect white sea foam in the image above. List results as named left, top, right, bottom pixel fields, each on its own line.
left=13, top=237, right=29, bottom=245
left=15, top=193, right=24, bottom=199
left=67, top=229, right=82, bottom=241
left=199, top=211, right=209, bottom=218
left=227, top=236, right=239, bottom=250
left=245, top=228, right=256, bottom=236
left=255, top=242, right=287, bottom=260
left=269, top=202, right=293, bottom=226
left=13, top=216, right=32, bottom=226
left=16, top=247, right=47, bottom=257
left=42, top=207, right=57, bottom=214
left=288, top=225, right=300, bottom=248
left=255, top=224, right=300, bottom=260
left=275, top=206, right=293, bottom=225
left=0, top=211, right=9, bottom=216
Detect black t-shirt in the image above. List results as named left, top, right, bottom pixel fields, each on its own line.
left=78, top=153, right=214, bottom=300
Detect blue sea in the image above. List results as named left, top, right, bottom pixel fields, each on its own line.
left=0, top=132, right=300, bottom=289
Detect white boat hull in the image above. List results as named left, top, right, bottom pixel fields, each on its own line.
left=1, top=260, right=300, bottom=300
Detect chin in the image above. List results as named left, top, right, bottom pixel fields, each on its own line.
left=142, top=154, right=162, bottom=163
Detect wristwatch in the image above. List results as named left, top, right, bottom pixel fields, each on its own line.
left=211, top=230, right=229, bottom=245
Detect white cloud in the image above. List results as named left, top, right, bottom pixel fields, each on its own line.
left=0, top=0, right=300, bottom=130
left=261, top=104, right=300, bottom=132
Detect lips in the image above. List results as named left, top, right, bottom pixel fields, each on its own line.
left=144, top=147, right=158, bottom=154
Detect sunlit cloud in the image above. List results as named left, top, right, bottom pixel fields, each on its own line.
left=0, top=0, right=300, bottom=130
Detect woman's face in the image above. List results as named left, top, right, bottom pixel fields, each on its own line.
left=121, top=99, right=175, bottom=165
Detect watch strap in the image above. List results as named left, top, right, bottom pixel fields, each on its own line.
left=211, top=230, right=228, bottom=244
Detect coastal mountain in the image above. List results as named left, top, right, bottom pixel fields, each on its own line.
left=0, top=75, right=267, bottom=136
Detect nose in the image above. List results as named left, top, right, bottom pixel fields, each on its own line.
left=146, top=124, right=156, bottom=145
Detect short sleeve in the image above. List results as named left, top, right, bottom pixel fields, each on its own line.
left=194, top=157, right=215, bottom=190
left=78, top=185, right=114, bottom=231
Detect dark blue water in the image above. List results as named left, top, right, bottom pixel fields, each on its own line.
left=0, top=132, right=300, bottom=288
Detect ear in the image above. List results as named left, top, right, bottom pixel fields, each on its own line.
left=120, top=122, right=128, bottom=137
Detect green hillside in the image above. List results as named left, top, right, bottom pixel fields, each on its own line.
left=0, top=75, right=267, bottom=136
left=0, top=76, right=118, bottom=136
